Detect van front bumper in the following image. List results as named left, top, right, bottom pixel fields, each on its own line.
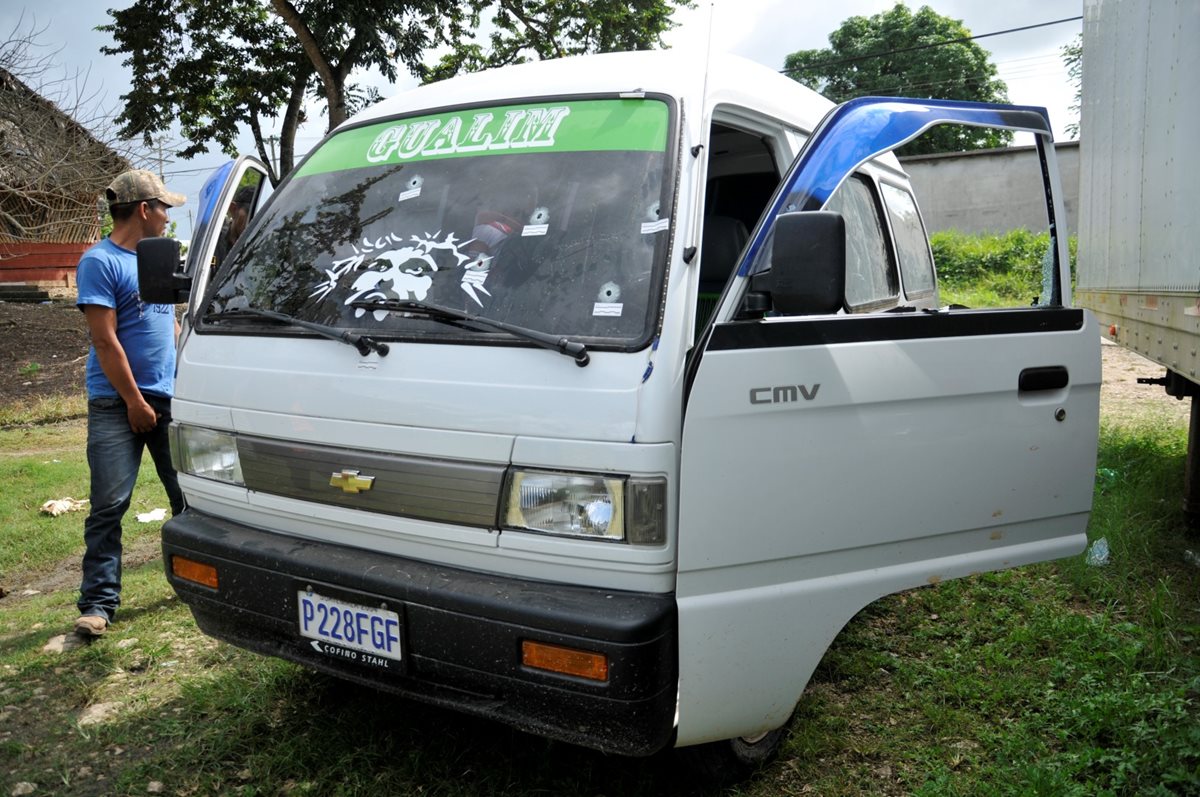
left=161, top=509, right=677, bottom=756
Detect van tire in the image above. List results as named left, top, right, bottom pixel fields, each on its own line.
left=675, top=714, right=794, bottom=787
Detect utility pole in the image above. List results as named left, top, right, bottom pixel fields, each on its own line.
left=154, top=139, right=167, bottom=180
left=146, top=135, right=182, bottom=180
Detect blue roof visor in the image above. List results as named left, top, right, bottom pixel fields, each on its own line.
left=783, top=98, right=1050, bottom=214
left=737, top=97, right=1065, bottom=305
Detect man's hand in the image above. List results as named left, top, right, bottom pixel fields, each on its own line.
left=126, top=399, right=159, bottom=434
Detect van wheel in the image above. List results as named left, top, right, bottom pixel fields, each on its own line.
left=676, top=716, right=793, bottom=787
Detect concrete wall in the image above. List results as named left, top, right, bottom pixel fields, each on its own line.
left=899, top=141, right=1079, bottom=236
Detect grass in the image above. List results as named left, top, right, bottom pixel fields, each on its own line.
left=932, top=229, right=1076, bottom=309
left=778, top=417, right=1200, bottom=795
left=1, top=358, right=1197, bottom=794
left=939, top=271, right=1041, bottom=310
left=0, top=420, right=167, bottom=585
left=0, top=393, right=88, bottom=429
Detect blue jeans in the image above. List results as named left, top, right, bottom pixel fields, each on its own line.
left=78, top=394, right=185, bottom=621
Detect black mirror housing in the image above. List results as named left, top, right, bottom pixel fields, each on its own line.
left=770, top=211, right=845, bottom=316
left=137, top=238, right=191, bottom=304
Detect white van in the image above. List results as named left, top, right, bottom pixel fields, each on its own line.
left=139, top=50, right=1099, bottom=777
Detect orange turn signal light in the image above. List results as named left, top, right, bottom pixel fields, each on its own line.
left=521, top=640, right=609, bottom=682
left=171, top=555, right=219, bottom=589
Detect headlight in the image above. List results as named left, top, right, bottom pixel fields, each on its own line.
left=172, top=424, right=244, bottom=485
left=503, top=470, right=666, bottom=545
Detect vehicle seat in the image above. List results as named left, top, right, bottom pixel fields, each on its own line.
left=696, top=215, right=749, bottom=335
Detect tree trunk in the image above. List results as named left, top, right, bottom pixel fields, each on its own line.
left=277, top=66, right=313, bottom=179
left=269, top=0, right=346, bottom=131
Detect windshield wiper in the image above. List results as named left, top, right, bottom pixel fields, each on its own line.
left=203, top=307, right=390, bottom=357
left=350, top=298, right=589, bottom=367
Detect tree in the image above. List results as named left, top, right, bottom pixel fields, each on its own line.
left=104, top=0, right=323, bottom=187
left=784, top=4, right=1012, bottom=155
left=425, top=0, right=683, bottom=82
left=102, top=0, right=689, bottom=185
left=1061, top=33, right=1081, bottom=140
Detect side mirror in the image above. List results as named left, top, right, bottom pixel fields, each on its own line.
left=137, top=237, right=192, bottom=304
left=770, top=211, right=845, bottom=315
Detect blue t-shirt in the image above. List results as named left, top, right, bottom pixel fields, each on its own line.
left=76, top=238, right=176, bottom=400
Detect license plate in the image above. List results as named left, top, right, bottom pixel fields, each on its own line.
left=297, top=591, right=402, bottom=663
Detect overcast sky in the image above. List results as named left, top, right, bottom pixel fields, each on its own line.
left=1, top=1, right=1082, bottom=240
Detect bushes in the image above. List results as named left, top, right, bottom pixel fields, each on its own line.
left=931, top=229, right=1077, bottom=308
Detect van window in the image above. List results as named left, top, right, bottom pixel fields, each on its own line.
left=201, top=99, right=674, bottom=349
left=697, top=122, right=785, bottom=334
left=824, top=175, right=898, bottom=310
left=880, top=182, right=935, bottom=298
left=214, top=171, right=266, bottom=269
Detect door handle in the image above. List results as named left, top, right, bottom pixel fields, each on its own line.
left=1019, top=366, right=1069, bottom=392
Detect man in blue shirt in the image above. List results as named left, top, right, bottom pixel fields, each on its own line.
left=74, top=169, right=187, bottom=637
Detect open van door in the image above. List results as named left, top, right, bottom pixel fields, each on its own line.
left=676, top=99, right=1100, bottom=746
left=179, top=156, right=270, bottom=336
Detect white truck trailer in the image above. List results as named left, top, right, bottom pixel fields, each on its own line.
left=1076, top=0, right=1200, bottom=526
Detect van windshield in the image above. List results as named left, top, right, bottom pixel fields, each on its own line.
left=202, top=98, right=674, bottom=349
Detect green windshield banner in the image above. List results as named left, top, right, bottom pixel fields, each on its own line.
left=296, top=99, right=669, bottom=177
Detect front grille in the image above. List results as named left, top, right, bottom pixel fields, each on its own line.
left=237, top=435, right=506, bottom=527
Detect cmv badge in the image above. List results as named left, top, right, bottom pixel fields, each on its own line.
left=329, top=469, right=375, bottom=494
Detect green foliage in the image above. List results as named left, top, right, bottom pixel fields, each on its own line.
left=426, top=0, right=687, bottom=82
left=101, top=0, right=691, bottom=184
left=784, top=4, right=1013, bottom=155
left=17, top=362, right=41, bottom=377
left=102, top=0, right=313, bottom=184
left=932, top=229, right=1077, bottom=308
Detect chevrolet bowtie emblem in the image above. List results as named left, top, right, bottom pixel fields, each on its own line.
left=329, top=469, right=375, bottom=494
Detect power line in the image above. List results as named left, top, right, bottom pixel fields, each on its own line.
left=161, top=165, right=221, bottom=177
left=781, top=15, right=1082, bottom=75
left=829, top=57, right=1077, bottom=109
left=847, top=58, right=1064, bottom=96
left=993, top=52, right=1067, bottom=67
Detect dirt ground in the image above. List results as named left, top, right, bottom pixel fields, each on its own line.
left=0, top=296, right=1192, bottom=424
left=1098, top=339, right=1194, bottom=426
left=0, top=298, right=92, bottom=405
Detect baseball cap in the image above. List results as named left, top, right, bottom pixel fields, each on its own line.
left=105, top=169, right=187, bottom=207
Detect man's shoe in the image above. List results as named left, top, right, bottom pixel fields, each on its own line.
left=74, top=615, right=108, bottom=637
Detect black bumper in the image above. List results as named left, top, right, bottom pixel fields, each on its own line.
left=161, top=509, right=678, bottom=756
